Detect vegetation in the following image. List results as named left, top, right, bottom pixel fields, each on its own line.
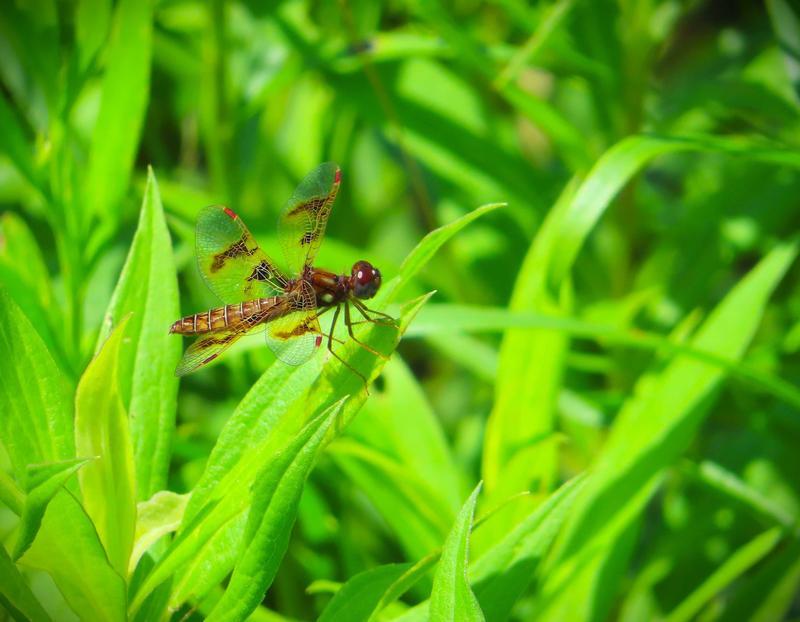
left=1, top=0, right=799, bottom=620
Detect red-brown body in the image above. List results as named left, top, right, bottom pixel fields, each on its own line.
left=169, top=296, right=287, bottom=335
left=168, top=264, right=372, bottom=337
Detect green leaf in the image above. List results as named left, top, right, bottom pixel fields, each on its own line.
left=430, top=483, right=485, bottom=622
left=0, top=92, right=43, bottom=195
left=0, top=288, right=74, bottom=482
left=329, top=439, right=453, bottom=560
left=181, top=357, right=324, bottom=524
left=75, top=316, right=137, bottom=577
left=482, top=133, right=800, bottom=537
left=13, top=457, right=91, bottom=560
left=372, top=476, right=589, bottom=622
left=767, top=0, right=800, bottom=103
left=318, top=563, right=414, bottom=622
left=481, top=181, right=577, bottom=530
left=407, top=304, right=800, bottom=410
left=0, top=544, right=51, bottom=622
left=98, top=167, right=181, bottom=500
left=130, top=490, right=189, bottom=573
left=0, top=212, right=65, bottom=370
left=84, top=0, right=153, bottom=241
left=693, top=461, right=795, bottom=528
left=470, top=474, right=588, bottom=621
left=665, top=528, right=784, bottom=622
left=19, top=491, right=127, bottom=622
left=717, top=536, right=800, bottom=622
left=535, top=241, right=798, bottom=621
left=379, top=202, right=505, bottom=303
left=205, top=399, right=344, bottom=622
left=75, top=0, right=112, bottom=73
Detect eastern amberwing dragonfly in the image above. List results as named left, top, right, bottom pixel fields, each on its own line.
left=169, top=163, right=394, bottom=379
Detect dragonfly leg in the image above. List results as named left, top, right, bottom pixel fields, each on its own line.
left=345, top=303, right=389, bottom=360
left=349, top=299, right=397, bottom=327
left=326, top=304, right=369, bottom=388
left=314, top=305, right=346, bottom=344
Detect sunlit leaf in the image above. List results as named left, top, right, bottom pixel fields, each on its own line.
left=204, top=398, right=344, bottom=621
left=85, top=0, right=153, bottom=244
left=98, top=167, right=181, bottom=500
left=130, top=490, right=189, bottom=573
left=75, top=316, right=137, bottom=577
left=535, top=242, right=798, bottom=621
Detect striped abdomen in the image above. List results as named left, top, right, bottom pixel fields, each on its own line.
left=169, top=297, right=282, bottom=335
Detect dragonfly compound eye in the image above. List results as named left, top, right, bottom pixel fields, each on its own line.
left=352, top=261, right=381, bottom=299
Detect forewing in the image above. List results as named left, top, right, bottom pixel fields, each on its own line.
left=196, top=205, right=287, bottom=303
left=278, top=162, right=340, bottom=275
left=264, top=281, right=321, bottom=366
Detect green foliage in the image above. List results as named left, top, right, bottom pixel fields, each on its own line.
left=1, top=1, right=800, bottom=621
left=430, top=483, right=485, bottom=622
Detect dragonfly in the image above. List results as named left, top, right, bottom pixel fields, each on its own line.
left=169, top=162, right=395, bottom=380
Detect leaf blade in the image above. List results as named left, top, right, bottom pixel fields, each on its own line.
left=430, top=483, right=485, bottom=622
left=75, top=317, right=137, bottom=577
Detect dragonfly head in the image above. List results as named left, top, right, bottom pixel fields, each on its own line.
left=350, top=260, right=381, bottom=299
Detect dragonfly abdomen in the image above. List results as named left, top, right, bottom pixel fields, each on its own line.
left=169, top=297, right=281, bottom=334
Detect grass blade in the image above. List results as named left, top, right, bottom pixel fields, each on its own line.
left=665, top=528, right=784, bottom=622
left=536, top=241, right=798, bottom=620
left=379, top=202, right=505, bottom=303
left=98, top=167, right=181, bottom=500
left=75, top=316, right=137, bottom=577
left=84, top=0, right=153, bottom=244
left=430, top=483, right=485, bottom=622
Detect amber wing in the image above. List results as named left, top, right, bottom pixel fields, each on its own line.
left=175, top=317, right=264, bottom=376
left=196, top=205, right=288, bottom=304
left=264, top=280, right=321, bottom=366
left=277, top=162, right=341, bottom=276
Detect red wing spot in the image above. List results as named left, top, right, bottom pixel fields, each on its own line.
left=334, top=169, right=341, bottom=184
left=201, top=353, right=219, bottom=365
left=315, top=335, right=322, bottom=348
left=223, top=207, right=237, bottom=220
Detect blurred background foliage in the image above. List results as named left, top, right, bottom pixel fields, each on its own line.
left=2, top=0, right=800, bottom=619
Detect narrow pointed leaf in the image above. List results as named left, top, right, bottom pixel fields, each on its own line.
left=75, top=317, right=137, bottom=577
left=536, top=242, right=798, bottom=620
left=430, top=483, right=485, bottom=622
left=380, top=203, right=504, bottom=303
left=205, top=399, right=343, bottom=621
left=85, top=0, right=153, bottom=234
left=665, top=528, right=784, bottom=622
left=98, top=167, right=181, bottom=500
